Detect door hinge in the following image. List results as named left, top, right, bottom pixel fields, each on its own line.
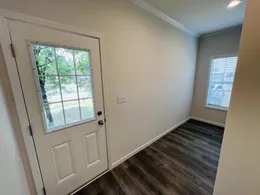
left=104, top=118, right=107, bottom=122
left=29, top=125, right=33, bottom=136
left=43, top=186, right=46, bottom=195
left=10, top=44, right=16, bottom=58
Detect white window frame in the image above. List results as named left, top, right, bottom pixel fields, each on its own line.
left=205, top=53, right=238, bottom=112
left=29, top=43, right=97, bottom=133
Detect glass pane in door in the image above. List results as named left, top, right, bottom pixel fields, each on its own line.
left=31, top=44, right=96, bottom=132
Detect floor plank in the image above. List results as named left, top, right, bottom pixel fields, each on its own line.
left=74, top=119, right=224, bottom=195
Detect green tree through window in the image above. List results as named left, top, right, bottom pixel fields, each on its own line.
left=32, top=44, right=94, bottom=131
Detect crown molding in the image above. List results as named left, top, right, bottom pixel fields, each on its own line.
left=128, top=0, right=198, bottom=37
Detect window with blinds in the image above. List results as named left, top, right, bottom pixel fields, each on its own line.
left=206, top=56, right=238, bottom=110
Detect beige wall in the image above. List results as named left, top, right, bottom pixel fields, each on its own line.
left=0, top=47, right=30, bottom=195
left=213, top=0, right=260, bottom=194
left=0, top=0, right=197, bottom=167
left=191, top=26, right=242, bottom=125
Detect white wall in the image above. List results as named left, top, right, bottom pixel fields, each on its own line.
left=0, top=47, right=30, bottom=195
left=213, top=0, right=260, bottom=194
left=191, top=26, right=242, bottom=125
left=0, top=0, right=197, bottom=169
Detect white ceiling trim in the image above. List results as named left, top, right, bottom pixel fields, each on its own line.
left=128, top=0, right=198, bottom=37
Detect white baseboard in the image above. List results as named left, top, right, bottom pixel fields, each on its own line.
left=190, top=116, right=225, bottom=128
left=111, top=117, right=190, bottom=169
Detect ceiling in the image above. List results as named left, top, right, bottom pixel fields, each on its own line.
left=142, top=0, right=247, bottom=36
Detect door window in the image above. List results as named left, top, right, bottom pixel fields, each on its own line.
left=31, top=44, right=95, bottom=132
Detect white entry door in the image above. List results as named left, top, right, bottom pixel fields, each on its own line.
left=8, top=20, right=108, bottom=195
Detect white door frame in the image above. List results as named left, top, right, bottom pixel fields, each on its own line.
left=0, top=9, right=112, bottom=195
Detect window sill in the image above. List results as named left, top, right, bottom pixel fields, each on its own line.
left=205, top=105, right=228, bottom=112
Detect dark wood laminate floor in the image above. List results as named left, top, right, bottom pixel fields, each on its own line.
left=75, top=120, right=224, bottom=195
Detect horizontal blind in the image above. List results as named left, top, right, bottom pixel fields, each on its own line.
left=206, top=56, right=238, bottom=109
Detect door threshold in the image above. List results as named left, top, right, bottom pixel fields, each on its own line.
left=70, top=169, right=109, bottom=195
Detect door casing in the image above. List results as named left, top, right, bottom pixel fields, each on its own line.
left=0, top=9, right=112, bottom=195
